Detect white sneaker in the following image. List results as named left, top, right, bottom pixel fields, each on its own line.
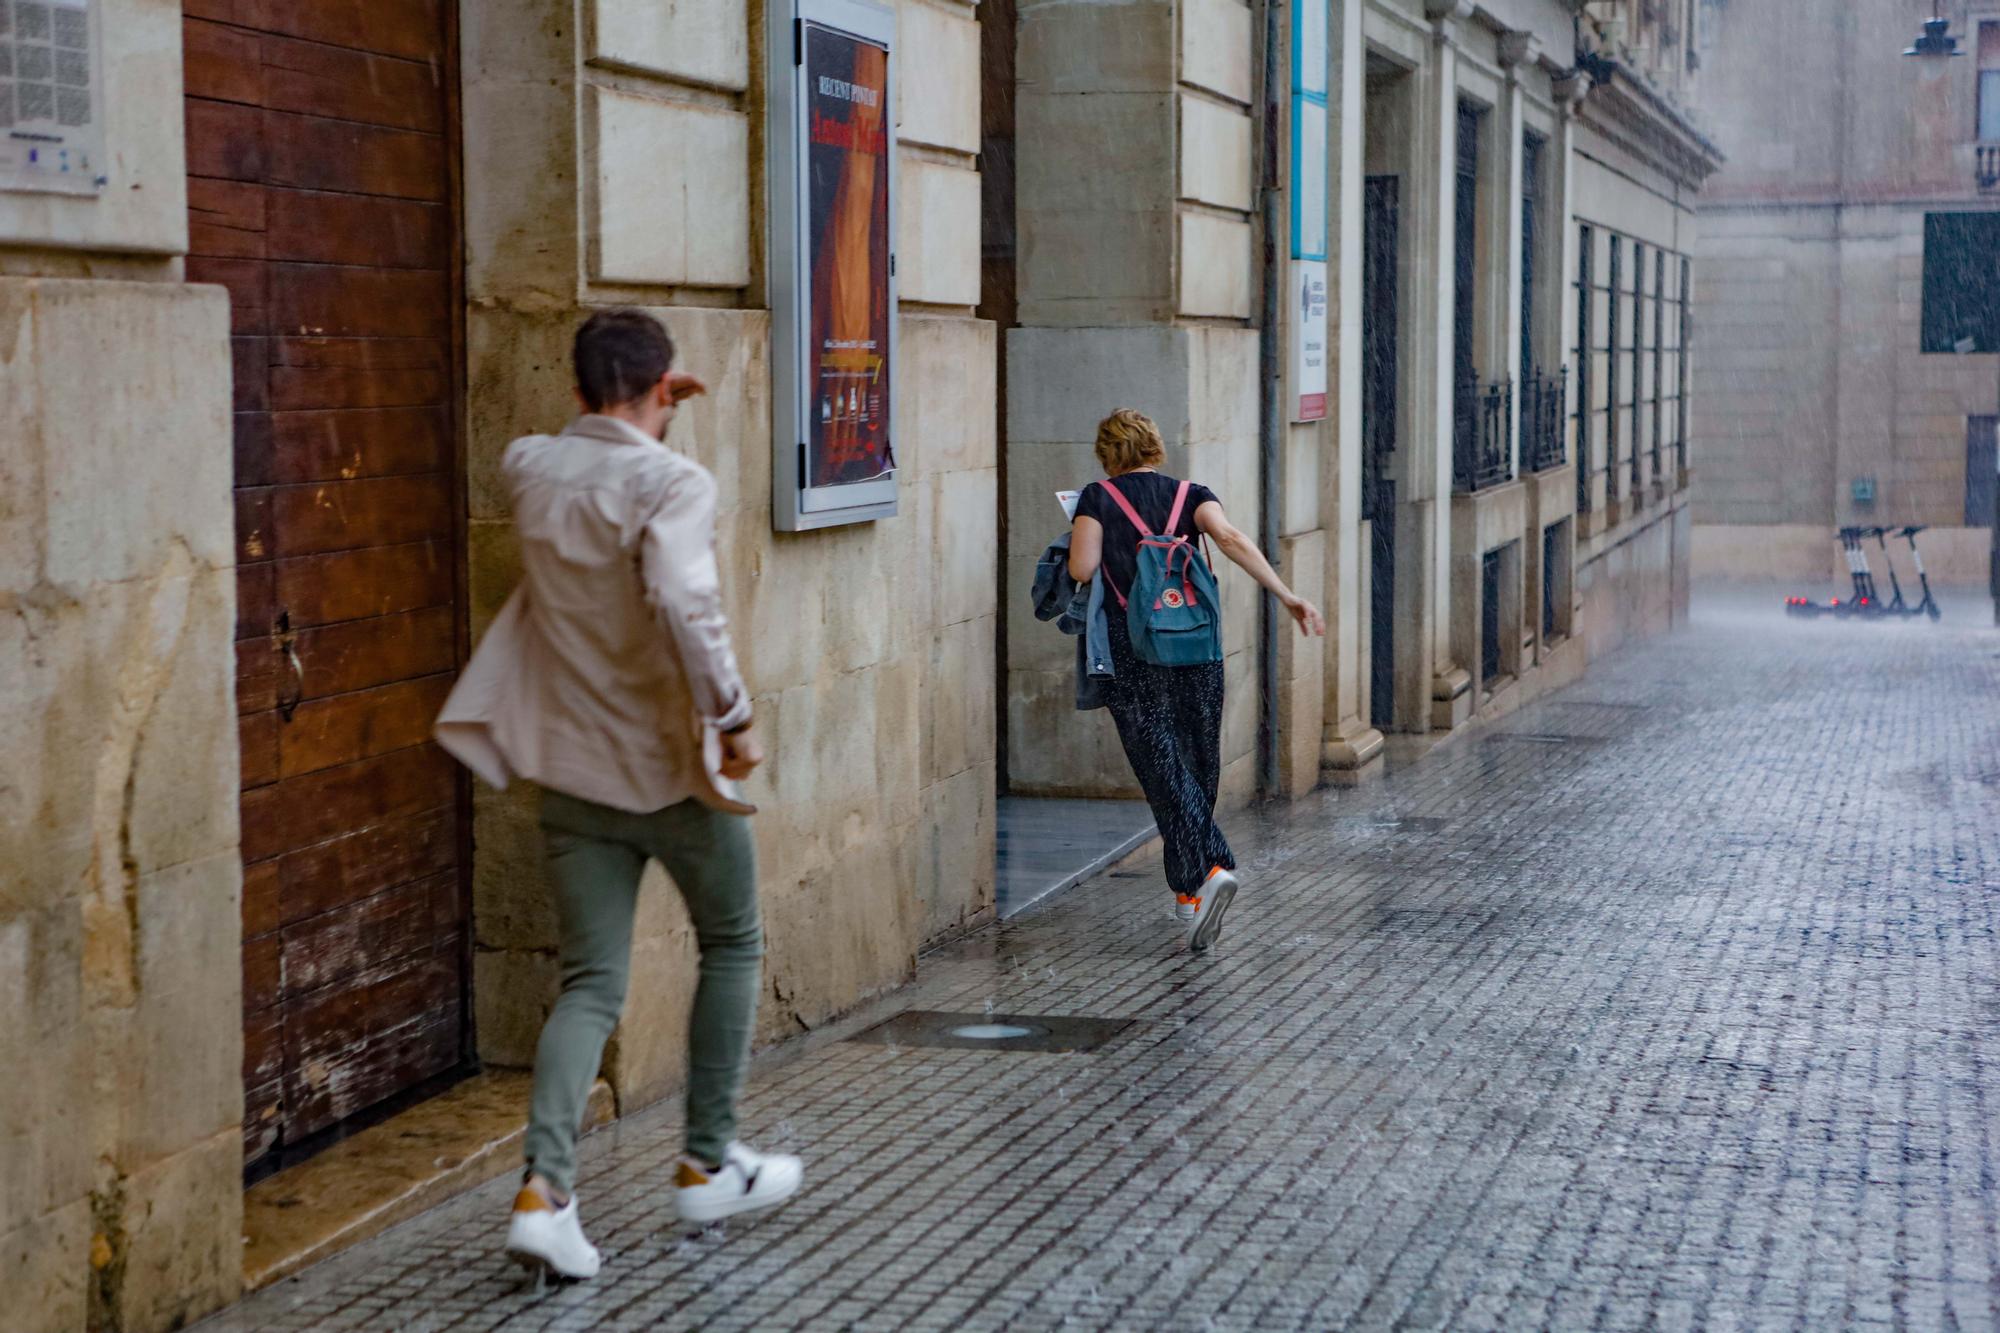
left=1174, top=893, right=1199, bottom=924
left=1188, top=867, right=1238, bottom=954
left=504, top=1187, right=601, bottom=1281
left=674, top=1141, right=804, bottom=1224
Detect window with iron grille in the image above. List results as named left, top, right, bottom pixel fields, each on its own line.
left=1575, top=223, right=1594, bottom=512
left=1629, top=240, right=1645, bottom=494
left=1676, top=256, right=1691, bottom=474
left=1521, top=134, right=1542, bottom=392
left=1576, top=224, right=1690, bottom=508
left=1652, top=247, right=1666, bottom=480
left=1453, top=101, right=1511, bottom=492
left=1519, top=134, right=1563, bottom=473
left=1980, top=24, right=2000, bottom=142
left=1607, top=234, right=1622, bottom=502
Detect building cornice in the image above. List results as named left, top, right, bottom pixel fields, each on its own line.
left=1576, top=54, right=1725, bottom=185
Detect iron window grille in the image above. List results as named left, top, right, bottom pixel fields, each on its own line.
left=1676, top=256, right=1692, bottom=475
left=1524, top=366, right=1569, bottom=473
left=1652, top=248, right=1667, bottom=480
left=1455, top=373, right=1515, bottom=493
left=1606, top=235, right=1623, bottom=504
left=1629, top=240, right=1646, bottom=496
left=1574, top=223, right=1594, bottom=512
left=1576, top=224, right=1693, bottom=510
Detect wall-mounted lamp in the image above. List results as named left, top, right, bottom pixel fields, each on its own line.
left=1903, top=2, right=1962, bottom=57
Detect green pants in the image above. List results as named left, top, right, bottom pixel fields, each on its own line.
left=524, top=789, right=763, bottom=1194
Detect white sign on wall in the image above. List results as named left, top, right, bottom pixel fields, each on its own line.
left=1292, top=260, right=1328, bottom=422
left=1, top=0, right=105, bottom=196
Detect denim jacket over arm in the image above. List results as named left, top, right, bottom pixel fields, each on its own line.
left=1030, top=533, right=1116, bottom=711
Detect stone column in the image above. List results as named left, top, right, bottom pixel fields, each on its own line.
left=1321, top=0, right=1383, bottom=780
left=1400, top=1, right=1472, bottom=733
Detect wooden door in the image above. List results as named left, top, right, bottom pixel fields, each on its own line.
left=181, top=1, right=470, bottom=1174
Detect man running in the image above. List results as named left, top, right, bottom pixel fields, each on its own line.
left=437, top=308, right=802, bottom=1281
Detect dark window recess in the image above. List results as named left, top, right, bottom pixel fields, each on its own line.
left=1453, top=101, right=1480, bottom=393
left=1677, top=256, right=1692, bottom=474
left=1362, top=176, right=1400, bottom=523
left=1652, top=248, right=1666, bottom=475
left=1607, top=235, right=1622, bottom=497
left=1364, top=176, right=1400, bottom=733
left=1481, top=549, right=1502, bottom=685
left=1521, top=134, right=1543, bottom=391
left=1524, top=365, right=1567, bottom=472
left=1576, top=224, right=1594, bottom=512
left=1630, top=241, right=1645, bottom=492
left=1921, top=213, right=2000, bottom=354
left=1542, top=523, right=1561, bottom=639
left=1968, top=416, right=1999, bottom=527
left=1981, top=25, right=2000, bottom=140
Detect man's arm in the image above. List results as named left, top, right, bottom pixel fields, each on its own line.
left=640, top=467, right=754, bottom=733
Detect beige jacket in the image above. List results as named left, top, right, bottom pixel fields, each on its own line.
left=435, top=414, right=753, bottom=814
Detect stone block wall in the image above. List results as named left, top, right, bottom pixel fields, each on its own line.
left=1005, top=0, right=1272, bottom=803
left=1, top=278, right=241, bottom=1333
left=1004, top=326, right=1261, bottom=801
left=1692, top=204, right=2000, bottom=542
left=459, top=0, right=995, bottom=1105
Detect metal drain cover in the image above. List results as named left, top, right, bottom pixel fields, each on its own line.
left=849, top=1010, right=1135, bottom=1053
left=1338, top=815, right=1450, bottom=834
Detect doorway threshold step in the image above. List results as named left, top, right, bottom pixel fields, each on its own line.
left=996, top=796, right=1157, bottom=918
left=241, top=1071, right=614, bottom=1291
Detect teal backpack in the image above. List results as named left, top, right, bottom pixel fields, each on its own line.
left=1096, top=478, right=1225, bottom=667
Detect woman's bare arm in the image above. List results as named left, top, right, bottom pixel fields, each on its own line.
left=1068, top=513, right=1104, bottom=584
left=1194, top=501, right=1326, bottom=636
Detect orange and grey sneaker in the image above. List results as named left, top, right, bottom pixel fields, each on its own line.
left=1187, top=866, right=1239, bottom=954
left=1174, top=893, right=1200, bottom=924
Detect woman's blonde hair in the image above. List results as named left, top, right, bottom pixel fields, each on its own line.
left=1094, top=408, right=1166, bottom=475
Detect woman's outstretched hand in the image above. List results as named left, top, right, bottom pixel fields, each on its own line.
left=1283, top=594, right=1326, bottom=637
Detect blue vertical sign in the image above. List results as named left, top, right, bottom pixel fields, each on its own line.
left=1290, top=0, right=1329, bottom=420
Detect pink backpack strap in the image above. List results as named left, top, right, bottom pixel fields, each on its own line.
left=1165, top=479, right=1192, bottom=535
left=1097, top=478, right=1153, bottom=536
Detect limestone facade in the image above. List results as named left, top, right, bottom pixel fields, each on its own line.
left=2, top=6, right=243, bottom=1331
left=5, top=2, right=1724, bottom=1329
left=458, top=0, right=997, bottom=1092
left=1692, top=0, right=2000, bottom=584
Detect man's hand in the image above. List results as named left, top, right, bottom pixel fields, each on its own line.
left=719, top=725, right=763, bottom=780
left=665, top=372, right=708, bottom=406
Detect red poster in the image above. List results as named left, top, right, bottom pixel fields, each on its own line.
left=805, top=25, right=893, bottom=487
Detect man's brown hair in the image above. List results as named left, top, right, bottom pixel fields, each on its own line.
left=574, top=308, right=676, bottom=411
left=1094, top=408, right=1167, bottom=475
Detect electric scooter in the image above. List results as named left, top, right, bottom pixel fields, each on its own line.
left=1869, top=526, right=1912, bottom=615
left=1785, top=526, right=1886, bottom=618
left=1783, top=524, right=1942, bottom=621
left=1895, top=524, right=1943, bottom=621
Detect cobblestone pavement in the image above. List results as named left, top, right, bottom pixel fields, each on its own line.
left=202, top=591, right=2000, bottom=1332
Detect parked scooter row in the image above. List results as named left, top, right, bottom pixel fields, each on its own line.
left=1783, top=525, right=1942, bottom=621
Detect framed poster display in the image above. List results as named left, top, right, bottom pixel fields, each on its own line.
left=769, top=0, right=898, bottom=530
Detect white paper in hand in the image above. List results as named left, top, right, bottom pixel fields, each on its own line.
left=1057, top=490, right=1082, bottom=521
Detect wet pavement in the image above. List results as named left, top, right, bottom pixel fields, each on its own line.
left=200, top=590, right=2000, bottom=1331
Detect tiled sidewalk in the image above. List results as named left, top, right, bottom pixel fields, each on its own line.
left=200, top=592, right=2000, bottom=1331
